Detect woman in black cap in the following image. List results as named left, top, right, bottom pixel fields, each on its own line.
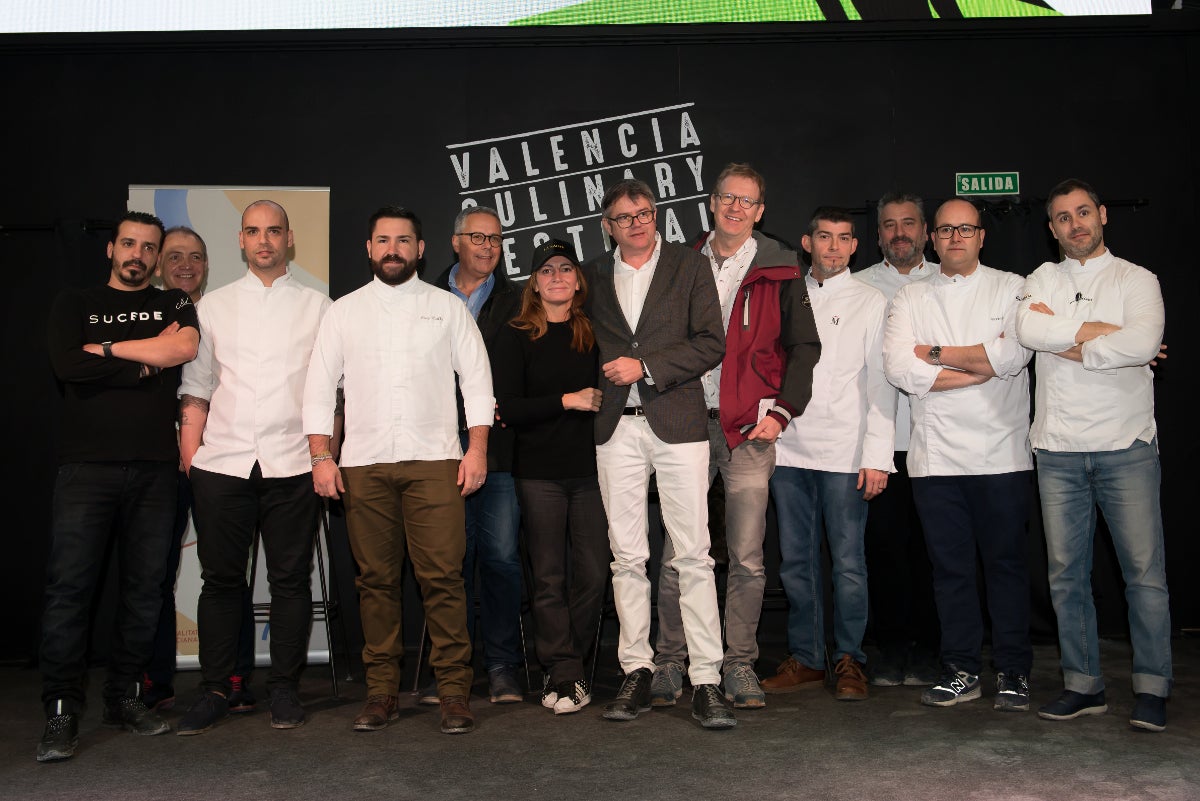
left=489, top=239, right=609, bottom=715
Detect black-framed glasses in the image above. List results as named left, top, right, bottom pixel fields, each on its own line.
left=536, top=264, right=576, bottom=277
left=713, top=192, right=762, bottom=210
left=458, top=231, right=503, bottom=247
left=605, top=209, right=656, bottom=229
left=934, top=223, right=982, bottom=239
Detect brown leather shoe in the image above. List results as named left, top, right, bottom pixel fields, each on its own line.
left=761, top=656, right=825, bottom=694
left=834, top=654, right=869, bottom=701
left=353, top=695, right=398, bottom=731
left=439, top=695, right=475, bottom=734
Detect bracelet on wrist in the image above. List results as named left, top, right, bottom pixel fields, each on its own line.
left=310, top=452, right=334, bottom=467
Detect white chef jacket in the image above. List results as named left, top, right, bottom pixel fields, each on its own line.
left=776, top=269, right=896, bottom=474
left=883, top=264, right=1032, bottom=477
left=855, top=258, right=936, bottom=452
left=181, top=270, right=331, bottom=479
left=1015, top=249, right=1162, bottom=452
left=302, top=275, right=494, bottom=469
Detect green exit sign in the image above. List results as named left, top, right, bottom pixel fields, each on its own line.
left=956, top=171, right=1020, bottom=196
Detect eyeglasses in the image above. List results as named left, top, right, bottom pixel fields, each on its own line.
left=537, top=264, right=576, bottom=277
left=713, top=193, right=762, bottom=210
left=458, top=231, right=503, bottom=247
left=605, top=209, right=656, bottom=229
left=934, top=223, right=982, bottom=239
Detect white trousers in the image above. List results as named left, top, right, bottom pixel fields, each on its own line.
left=596, top=416, right=723, bottom=685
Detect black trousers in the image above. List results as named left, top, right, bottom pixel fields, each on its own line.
left=191, top=464, right=317, bottom=694
left=516, top=475, right=611, bottom=687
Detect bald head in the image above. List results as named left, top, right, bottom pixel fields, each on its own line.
left=239, top=200, right=294, bottom=278
left=931, top=199, right=985, bottom=276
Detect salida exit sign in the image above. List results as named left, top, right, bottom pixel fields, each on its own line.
left=956, top=171, right=1020, bottom=196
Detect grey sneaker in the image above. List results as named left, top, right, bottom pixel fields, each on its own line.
left=650, top=662, right=684, bottom=707
left=921, top=666, right=981, bottom=707
left=488, top=665, right=523, bottom=703
left=723, top=663, right=766, bottom=709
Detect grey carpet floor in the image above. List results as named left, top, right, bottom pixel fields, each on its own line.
left=2, top=638, right=1196, bottom=801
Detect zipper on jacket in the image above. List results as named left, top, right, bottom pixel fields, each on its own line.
left=742, top=287, right=751, bottom=329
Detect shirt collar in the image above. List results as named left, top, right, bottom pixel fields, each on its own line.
left=806, top=268, right=852, bottom=289
left=614, top=232, right=662, bottom=274
left=1061, top=247, right=1114, bottom=273
left=239, top=269, right=293, bottom=290
left=883, top=258, right=933, bottom=277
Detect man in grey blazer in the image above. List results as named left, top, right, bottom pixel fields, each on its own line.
left=581, top=179, right=732, bottom=729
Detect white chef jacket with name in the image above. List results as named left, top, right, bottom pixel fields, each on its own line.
left=883, top=264, right=1032, bottom=478
left=776, top=269, right=896, bottom=474
left=181, top=270, right=331, bottom=479
left=855, top=258, right=936, bottom=452
left=1015, top=249, right=1162, bottom=452
left=302, top=275, right=494, bottom=468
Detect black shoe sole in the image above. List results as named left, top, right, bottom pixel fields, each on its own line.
left=36, top=742, right=78, bottom=762
left=693, top=713, right=737, bottom=729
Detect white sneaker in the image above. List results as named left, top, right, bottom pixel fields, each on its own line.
left=552, top=680, right=591, bottom=715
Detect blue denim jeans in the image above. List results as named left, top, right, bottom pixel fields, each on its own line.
left=463, top=462, right=524, bottom=669
left=770, top=467, right=869, bottom=668
left=40, top=461, right=177, bottom=711
left=1036, top=439, right=1172, bottom=697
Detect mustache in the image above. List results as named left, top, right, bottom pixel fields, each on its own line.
left=889, top=236, right=914, bottom=246
left=381, top=255, right=407, bottom=265
left=122, top=259, right=147, bottom=270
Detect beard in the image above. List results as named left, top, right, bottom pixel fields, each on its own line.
left=115, top=258, right=149, bottom=287
left=371, top=254, right=417, bottom=286
left=882, top=235, right=925, bottom=269
left=1060, top=227, right=1103, bottom=260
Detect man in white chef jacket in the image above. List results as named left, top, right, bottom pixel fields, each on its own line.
left=761, top=207, right=894, bottom=702
left=883, top=198, right=1034, bottom=713
left=1016, top=178, right=1171, bottom=733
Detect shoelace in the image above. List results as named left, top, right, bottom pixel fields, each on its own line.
left=615, top=673, right=646, bottom=700
left=728, top=665, right=758, bottom=694
left=695, top=685, right=725, bottom=706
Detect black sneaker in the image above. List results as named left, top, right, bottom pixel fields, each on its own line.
left=921, top=665, right=981, bottom=707
left=994, top=672, right=1030, bottom=712
left=36, top=710, right=79, bottom=763
left=488, top=665, right=523, bottom=704
left=1129, top=693, right=1167, bottom=732
left=602, top=668, right=653, bottom=721
left=142, top=675, right=175, bottom=712
left=102, top=696, right=170, bottom=735
left=269, top=688, right=306, bottom=729
left=552, top=680, right=591, bottom=715
left=691, top=684, right=737, bottom=729
left=1037, top=689, right=1107, bottom=721
left=228, top=675, right=256, bottom=714
left=177, top=692, right=230, bottom=736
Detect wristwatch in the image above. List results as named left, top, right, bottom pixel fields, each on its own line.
left=101, top=341, right=113, bottom=358
left=929, top=345, right=943, bottom=366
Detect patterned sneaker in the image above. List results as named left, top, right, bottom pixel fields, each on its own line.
left=540, top=675, right=558, bottom=710
left=994, top=672, right=1030, bottom=712
left=36, top=702, right=79, bottom=763
left=723, top=663, right=766, bottom=708
left=553, top=680, right=591, bottom=715
left=102, top=696, right=171, bottom=736
left=921, top=665, right=981, bottom=707
left=228, top=675, right=257, bottom=714
left=649, top=662, right=684, bottom=707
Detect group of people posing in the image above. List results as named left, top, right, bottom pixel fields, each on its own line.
left=36, top=164, right=1172, bottom=763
